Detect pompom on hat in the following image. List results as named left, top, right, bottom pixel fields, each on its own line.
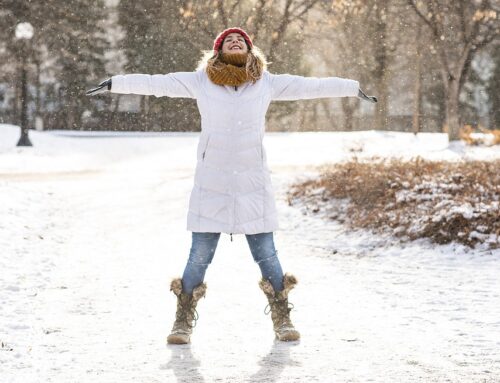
left=213, top=27, right=253, bottom=54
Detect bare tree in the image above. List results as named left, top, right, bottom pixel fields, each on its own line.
left=412, top=20, right=423, bottom=134
left=487, top=44, right=500, bottom=129
left=322, top=0, right=399, bottom=131
left=317, top=1, right=369, bottom=130
left=0, top=0, right=108, bottom=130
left=258, top=0, right=321, bottom=63
left=408, top=0, right=499, bottom=140
left=369, top=1, right=390, bottom=131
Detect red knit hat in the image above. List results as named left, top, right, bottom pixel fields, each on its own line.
left=213, top=27, right=253, bottom=54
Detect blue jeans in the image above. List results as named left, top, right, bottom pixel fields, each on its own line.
left=181, top=232, right=284, bottom=294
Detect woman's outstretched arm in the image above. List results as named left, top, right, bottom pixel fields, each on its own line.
left=269, top=73, right=372, bottom=102
left=86, top=71, right=201, bottom=98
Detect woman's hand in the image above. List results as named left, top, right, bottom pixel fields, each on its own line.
left=86, top=78, right=112, bottom=96
left=358, top=88, right=377, bottom=103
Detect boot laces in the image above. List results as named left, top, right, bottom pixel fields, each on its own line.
left=265, top=298, right=295, bottom=330
left=264, top=299, right=294, bottom=315
left=175, top=303, right=199, bottom=328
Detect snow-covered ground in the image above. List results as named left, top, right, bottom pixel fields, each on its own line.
left=1, top=124, right=499, bottom=383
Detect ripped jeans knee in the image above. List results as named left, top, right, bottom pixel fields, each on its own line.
left=181, top=232, right=220, bottom=294
left=245, top=232, right=284, bottom=292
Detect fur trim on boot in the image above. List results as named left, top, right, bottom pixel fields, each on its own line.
left=170, top=278, right=183, bottom=296
left=259, top=273, right=300, bottom=342
left=281, top=273, right=298, bottom=299
left=167, top=278, right=207, bottom=345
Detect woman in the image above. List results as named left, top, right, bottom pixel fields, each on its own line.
left=87, top=27, right=376, bottom=344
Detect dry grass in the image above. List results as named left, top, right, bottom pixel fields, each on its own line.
left=287, top=158, right=500, bottom=249
left=460, top=125, right=500, bottom=146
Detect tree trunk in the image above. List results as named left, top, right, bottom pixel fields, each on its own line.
left=374, top=74, right=389, bottom=130
left=445, top=82, right=461, bottom=141
left=34, top=57, right=41, bottom=118
left=298, top=103, right=307, bottom=132
left=266, top=0, right=292, bottom=63
left=14, top=60, right=20, bottom=125
left=312, top=102, right=319, bottom=131
left=72, top=100, right=81, bottom=130
left=113, top=95, right=120, bottom=113
left=341, top=98, right=356, bottom=131
left=373, top=5, right=389, bottom=131
left=412, top=23, right=422, bottom=135
left=412, top=68, right=422, bottom=135
left=67, top=102, right=75, bottom=130
left=320, top=99, right=334, bottom=127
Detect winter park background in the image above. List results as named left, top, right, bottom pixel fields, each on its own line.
left=1, top=1, right=500, bottom=383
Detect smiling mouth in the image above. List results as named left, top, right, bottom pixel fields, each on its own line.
left=229, top=46, right=242, bottom=50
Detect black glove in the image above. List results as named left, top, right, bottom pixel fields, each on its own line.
left=86, top=78, right=112, bottom=96
left=358, top=88, right=377, bottom=103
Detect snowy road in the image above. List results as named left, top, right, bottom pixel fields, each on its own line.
left=1, top=127, right=499, bottom=382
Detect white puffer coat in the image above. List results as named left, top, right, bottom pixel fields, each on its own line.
left=111, top=70, right=359, bottom=234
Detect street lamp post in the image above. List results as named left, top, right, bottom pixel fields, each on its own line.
left=15, top=22, right=34, bottom=147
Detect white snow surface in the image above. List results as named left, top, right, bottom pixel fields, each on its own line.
left=1, top=124, right=499, bottom=383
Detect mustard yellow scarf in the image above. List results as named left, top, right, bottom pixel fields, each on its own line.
left=206, top=53, right=249, bottom=87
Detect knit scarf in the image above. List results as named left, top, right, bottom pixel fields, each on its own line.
left=206, top=53, right=249, bottom=87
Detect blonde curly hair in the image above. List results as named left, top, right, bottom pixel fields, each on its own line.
left=197, top=46, right=268, bottom=84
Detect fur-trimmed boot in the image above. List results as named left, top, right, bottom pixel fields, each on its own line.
left=166, top=278, right=207, bottom=345
left=259, top=273, right=300, bottom=341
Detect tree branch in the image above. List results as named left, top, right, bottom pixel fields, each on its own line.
left=217, top=0, right=229, bottom=28
left=408, top=0, right=451, bottom=76
left=290, top=0, right=321, bottom=22
left=407, top=0, right=435, bottom=31
left=245, top=0, right=268, bottom=40
left=457, top=0, right=470, bottom=43
left=267, top=0, right=293, bottom=61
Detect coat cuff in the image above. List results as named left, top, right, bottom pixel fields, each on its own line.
left=110, top=75, right=127, bottom=94
left=320, top=77, right=359, bottom=98
left=343, top=79, right=359, bottom=97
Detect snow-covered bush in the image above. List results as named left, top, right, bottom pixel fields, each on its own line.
left=287, top=158, right=499, bottom=249
left=460, top=125, right=500, bottom=146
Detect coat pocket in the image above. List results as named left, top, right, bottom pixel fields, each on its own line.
left=259, top=131, right=264, bottom=164
left=202, top=134, right=211, bottom=162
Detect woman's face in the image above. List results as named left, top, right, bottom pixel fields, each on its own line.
left=221, top=33, right=248, bottom=54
